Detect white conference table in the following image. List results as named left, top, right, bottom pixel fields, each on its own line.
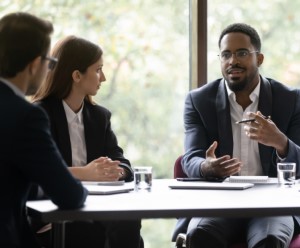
left=26, top=179, right=300, bottom=248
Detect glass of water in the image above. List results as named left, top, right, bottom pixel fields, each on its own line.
left=277, top=162, right=296, bottom=186
left=134, top=166, right=152, bottom=192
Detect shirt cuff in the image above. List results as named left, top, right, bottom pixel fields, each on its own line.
left=276, top=151, right=286, bottom=161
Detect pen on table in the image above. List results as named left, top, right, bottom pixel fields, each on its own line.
left=235, top=115, right=271, bottom=124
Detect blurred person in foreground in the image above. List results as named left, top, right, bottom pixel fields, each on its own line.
left=32, top=35, right=142, bottom=248
left=173, top=23, right=300, bottom=248
left=0, top=12, right=87, bottom=248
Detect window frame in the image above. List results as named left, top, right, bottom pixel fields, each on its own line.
left=190, top=0, right=207, bottom=89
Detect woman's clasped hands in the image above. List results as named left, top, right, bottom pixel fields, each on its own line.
left=82, top=157, right=125, bottom=181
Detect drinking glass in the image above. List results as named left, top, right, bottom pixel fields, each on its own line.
left=277, top=162, right=296, bottom=186
left=134, top=166, right=152, bottom=192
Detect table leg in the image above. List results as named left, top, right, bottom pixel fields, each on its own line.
left=52, top=222, right=65, bottom=248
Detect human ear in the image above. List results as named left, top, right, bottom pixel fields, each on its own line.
left=257, top=53, right=264, bottom=67
left=28, top=56, right=41, bottom=75
left=72, top=70, right=81, bottom=83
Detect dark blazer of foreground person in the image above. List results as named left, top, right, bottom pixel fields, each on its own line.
left=0, top=82, right=87, bottom=247
left=0, top=12, right=87, bottom=248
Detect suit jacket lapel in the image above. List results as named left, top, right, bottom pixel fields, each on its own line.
left=216, top=79, right=233, bottom=157
left=82, top=103, right=103, bottom=163
left=83, top=104, right=94, bottom=163
left=258, top=76, right=272, bottom=118
left=258, top=76, right=273, bottom=174
left=50, top=99, right=73, bottom=166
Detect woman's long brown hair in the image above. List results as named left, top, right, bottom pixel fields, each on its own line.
left=32, top=35, right=103, bottom=104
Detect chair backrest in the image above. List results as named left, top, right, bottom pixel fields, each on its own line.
left=174, top=155, right=187, bottom=178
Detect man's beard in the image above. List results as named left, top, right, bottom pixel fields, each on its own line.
left=226, top=66, right=259, bottom=92
left=227, top=78, right=248, bottom=92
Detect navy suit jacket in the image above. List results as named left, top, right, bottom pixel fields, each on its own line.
left=172, top=76, right=300, bottom=240
left=0, top=82, right=87, bottom=247
left=36, top=97, right=134, bottom=182
left=182, top=76, right=300, bottom=178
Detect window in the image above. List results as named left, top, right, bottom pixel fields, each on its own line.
left=1, top=1, right=189, bottom=247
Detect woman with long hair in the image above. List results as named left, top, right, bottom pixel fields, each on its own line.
left=32, top=35, right=142, bottom=248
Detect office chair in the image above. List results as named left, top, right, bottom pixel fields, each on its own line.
left=173, top=155, right=300, bottom=248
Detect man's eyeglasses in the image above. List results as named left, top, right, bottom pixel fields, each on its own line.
left=42, top=55, right=58, bottom=70
left=218, top=50, right=259, bottom=62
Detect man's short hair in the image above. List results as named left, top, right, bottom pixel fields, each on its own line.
left=0, top=12, right=53, bottom=77
left=218, top=23, right=261, bottom=52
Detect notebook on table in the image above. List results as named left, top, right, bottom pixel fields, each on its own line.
left=169, top=181, right=254, bottom=190
left=82, top=180, right=125, bottom=186
left=226, top=176, right=277, bottom=184
left=83, top=183, right=134, bottom=195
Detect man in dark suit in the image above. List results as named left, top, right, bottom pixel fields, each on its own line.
left=174, top=23, right=300, bottom=248
left=0, top=12, right=87, bottom=248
